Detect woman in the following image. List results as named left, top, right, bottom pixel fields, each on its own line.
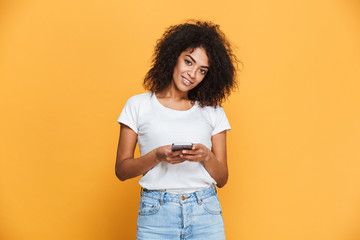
left=116, top=20, right=238, bottom=240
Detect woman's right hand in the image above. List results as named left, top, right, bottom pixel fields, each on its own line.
left=155, top=145, right=185, bottom=164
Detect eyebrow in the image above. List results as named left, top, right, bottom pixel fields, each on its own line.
left=186, top=55, right=209, bottom=69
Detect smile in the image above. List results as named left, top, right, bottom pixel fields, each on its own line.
left=181, top=76, right=193, bottom=86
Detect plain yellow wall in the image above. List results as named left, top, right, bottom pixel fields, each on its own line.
left=1, top=0, right=360, bottom=239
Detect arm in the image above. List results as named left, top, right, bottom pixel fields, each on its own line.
left=179, top=130, right=228, bottom=188
left=115, top=124, right=185, bottom=181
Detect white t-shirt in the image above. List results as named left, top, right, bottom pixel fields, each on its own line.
left=117, top=92, right=231, bottom=193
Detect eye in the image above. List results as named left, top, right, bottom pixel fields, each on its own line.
left=185, top=59, right=192, bottom=65
left=199, top=69, right=207, bottom=75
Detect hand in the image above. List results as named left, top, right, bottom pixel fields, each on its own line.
left=179, top=143, right=213, bottom=163
left=155, top=145, right=185, bottom=164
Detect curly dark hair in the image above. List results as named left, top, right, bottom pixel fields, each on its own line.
left=143, top=20, right=240, bottom=107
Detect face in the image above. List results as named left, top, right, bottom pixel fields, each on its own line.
left=171, top=47, right=209, bottom=93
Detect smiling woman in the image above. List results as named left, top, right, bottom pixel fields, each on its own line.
left=143, top=20, right=238, bottom=107
left=172, top=47, right=209, bottom=91
left=115, top=20, right=239, bottom=240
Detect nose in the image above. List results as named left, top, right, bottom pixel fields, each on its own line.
left=187, top=68, right=196, bottom=79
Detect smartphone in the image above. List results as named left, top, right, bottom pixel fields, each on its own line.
left=171, top=142, right=193, bottom=151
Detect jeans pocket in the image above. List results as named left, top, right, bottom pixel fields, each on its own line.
left=138, top=197, right=160, bottom=216
left=202, top=195, right=222, bottom=215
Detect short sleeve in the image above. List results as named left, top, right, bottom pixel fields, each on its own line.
left=117, top=96, right=139, bottom=134
left=212, top=106, right=231, bottom=135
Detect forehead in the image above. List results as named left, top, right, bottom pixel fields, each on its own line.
left=182, top=47, right=209, bottom=66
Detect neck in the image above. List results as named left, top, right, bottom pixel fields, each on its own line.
left=156, top=82, right=189, bottom=101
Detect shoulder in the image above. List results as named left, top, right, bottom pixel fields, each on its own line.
left=197, top=104, right=229, bottom=127
left=127, top=92, right=152, bottom=102
left=199, top=105, right=231, bottom=133
left=198, top=104, right=226, bottom=116
left=125, top=92, right=152, bottom=106
left=118, top=93, right=152, bottom=127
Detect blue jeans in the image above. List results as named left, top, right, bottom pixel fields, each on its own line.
left=136, top=185, right=225, bottom=240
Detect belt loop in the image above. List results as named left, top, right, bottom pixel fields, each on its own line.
left=214, top=185, right=217, bottom=194
left=140, top=187, right=144, bottom=196
left=159, top=192, right=165, bottom=205
left=195, top=191, right=202, bottom=204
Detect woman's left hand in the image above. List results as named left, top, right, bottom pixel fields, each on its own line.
left=179, top=143, right=213, bottom=163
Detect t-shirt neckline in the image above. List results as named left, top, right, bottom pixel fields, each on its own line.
left=152, top=92, right=198, bottom=113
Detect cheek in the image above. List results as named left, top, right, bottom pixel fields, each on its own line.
left=196, top=74, right=206, bottom=83
left=191, top=77, right=205, bottom=89
left=172, top=66, right=180, bottom=78
left=173, top=62, right=184, bottom=75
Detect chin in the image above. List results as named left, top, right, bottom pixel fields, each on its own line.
left=179, top=85, right=196, bottom=93
left=177, top=87, right=190, bottom=93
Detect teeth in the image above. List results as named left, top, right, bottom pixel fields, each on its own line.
left=183, top=77, right=191, bottom=85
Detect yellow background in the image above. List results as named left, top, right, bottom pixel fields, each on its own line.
left=1, top=0, right=360, bottom=239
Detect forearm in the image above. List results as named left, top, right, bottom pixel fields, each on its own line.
left=203, top=152, right=228, bottom=188
left=115, top=149, right=160, bottom=181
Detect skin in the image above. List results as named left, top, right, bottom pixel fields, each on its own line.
left=115, top=47, right=229, bottom=188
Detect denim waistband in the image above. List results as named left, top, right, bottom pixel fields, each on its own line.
left=140, top=185, right=217, bottom=204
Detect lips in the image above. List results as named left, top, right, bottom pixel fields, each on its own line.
left=181, top=76, right=193, bottom=86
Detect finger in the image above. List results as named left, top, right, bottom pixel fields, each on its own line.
left=166, top=150, right=182, bottom=157
left=165, top=155, right=183, bottom=162
left=181, top=149, right=198, bottom=155
left=172, top=150, right=183, bottom=156
left=180, top=154, right=202, bottom=162
left=192, top=144, right=199, bottom=150
left=181, top=149, right=203, bottom=155
left=168, top=159, right=185, bottom=164
left=163, top=145, right=173, bottom=152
